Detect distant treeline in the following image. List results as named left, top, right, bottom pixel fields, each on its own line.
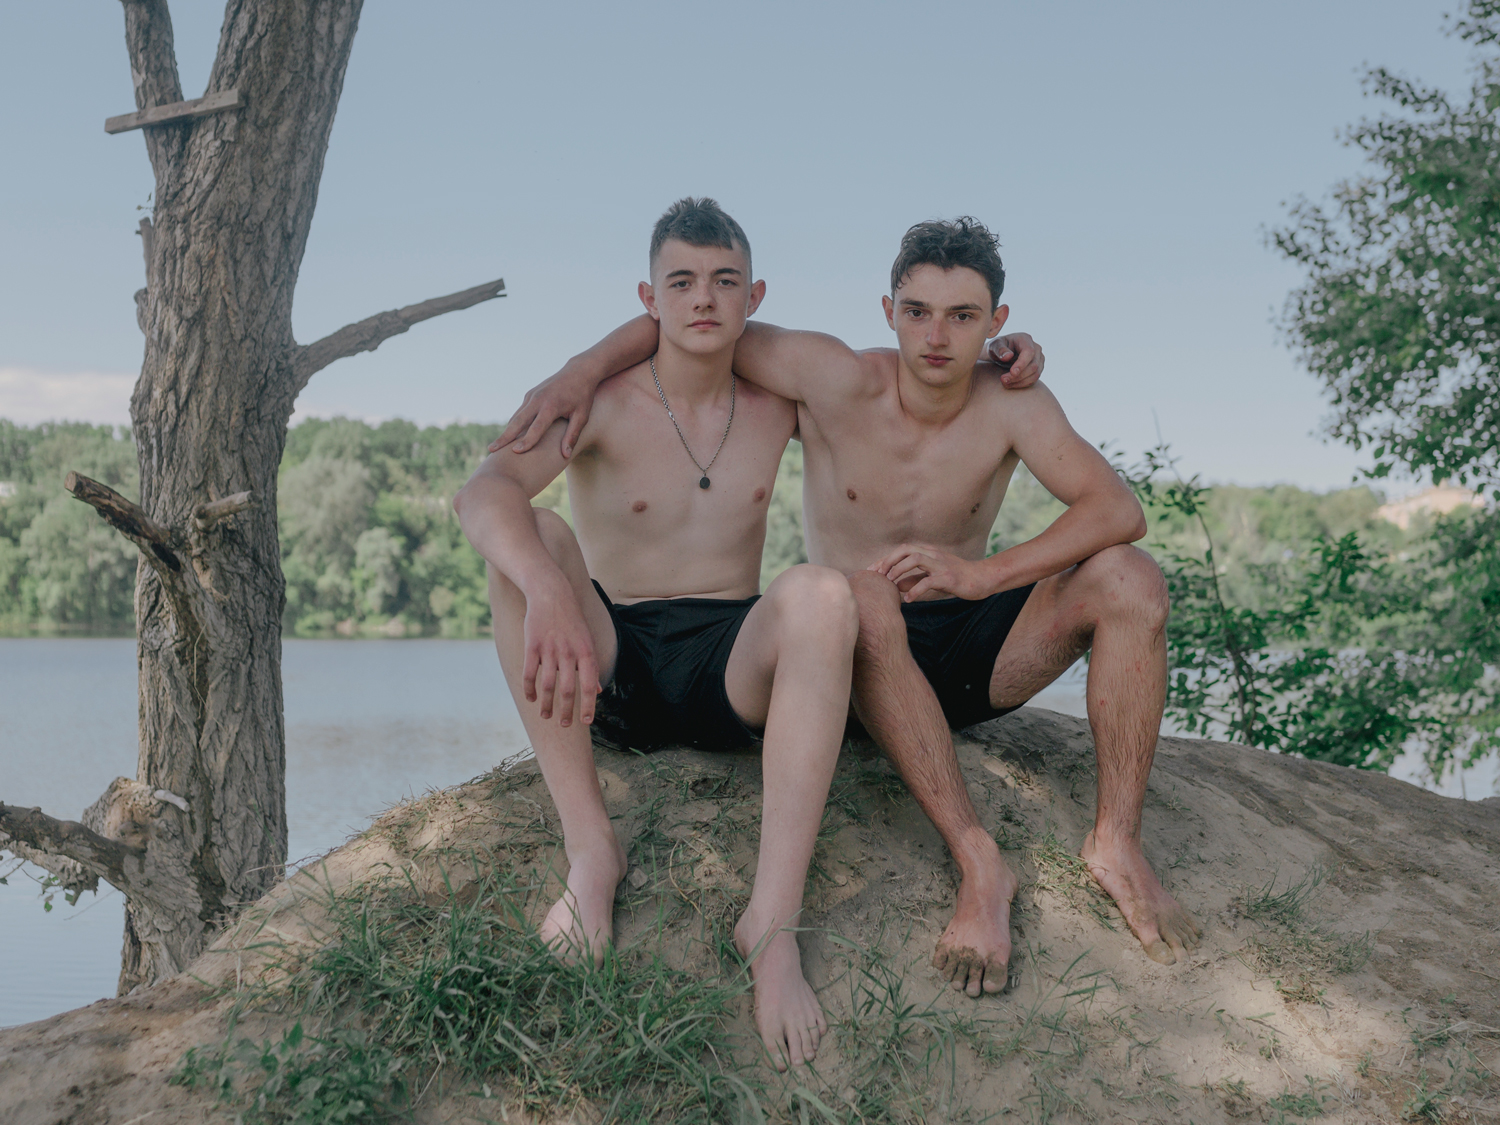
left=0, top=416, right=1419, bottom=640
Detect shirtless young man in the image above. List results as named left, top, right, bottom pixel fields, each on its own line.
left=496, top=216, right=1203, bottom=998
left=454, top=198, right=860, bottom=1069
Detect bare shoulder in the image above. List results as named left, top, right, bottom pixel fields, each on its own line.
left=571, top=362, right=654, bottom=455
left=845, top=346, right=899, bottom=398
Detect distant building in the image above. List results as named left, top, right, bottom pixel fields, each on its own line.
left=1375, top=484, right=1485, bottom=530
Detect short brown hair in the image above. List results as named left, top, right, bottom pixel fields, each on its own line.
left=650, top=197, right=752, bottom=276
left=890, top=217, right=1005, bottom=309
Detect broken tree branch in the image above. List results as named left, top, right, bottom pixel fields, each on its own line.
left=194, top=491, right=256, bottom=531
left=105, top=88, right=242, bottom=135
left=65, top=471, right=181, bottom=573
left=0, top=802, right=143, bottom=895
left=291, top=277, right=506, bottom=392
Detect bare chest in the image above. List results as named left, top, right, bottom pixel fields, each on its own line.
left=801, top=399, right=1017, bottom=554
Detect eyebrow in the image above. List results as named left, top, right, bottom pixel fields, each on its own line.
left=898, top=298, right=984, bottom=312
left=665, top=267, right=744, bottom=279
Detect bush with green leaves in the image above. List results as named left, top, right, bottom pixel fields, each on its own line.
left=1119, top=444, right=1498, bottom=777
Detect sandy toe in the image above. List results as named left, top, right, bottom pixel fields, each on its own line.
left=1080, top=830, right=1202, bottom=963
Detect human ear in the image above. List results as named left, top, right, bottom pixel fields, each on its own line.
left=882, top=294, right=896, bottom=330
left=639, top=280, right=661, bottom=321
left=987, top=303, right=1010, bottom=338
left=747, top=278, right=766, bottom=317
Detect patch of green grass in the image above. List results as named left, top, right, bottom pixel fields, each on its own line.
left=1237, top=866, right=1324, bottom=926
left=816, top=932, right=961, bottom=1124
left=183, top=866, right=763, bottom=1123
left=172, top=1022, right=406, bottom=1124
left=1028, top=829, right=1117, bottom=931
left=1268, top=1075, right=1331, bottom=1122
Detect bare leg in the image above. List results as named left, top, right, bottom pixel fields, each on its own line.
left=722, top=565, right=858, bottom=1070
left=990, top=545, right=1202, bottom=963
left=488, top=508, right=626, bottom=966
left=848, top=570, right=1017, bottom=998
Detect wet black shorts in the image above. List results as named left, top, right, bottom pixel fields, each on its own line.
left=589, top=580, right=762, bottom=752
left=901, top=584, right=1037, bottom=730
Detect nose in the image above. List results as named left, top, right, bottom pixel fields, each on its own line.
left=693, top=282, right=717, bottom=311
left=925, top=319, right=948, bottom=347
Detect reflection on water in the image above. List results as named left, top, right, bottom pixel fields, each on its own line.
left=1, top=641, right=1492, bottom=1028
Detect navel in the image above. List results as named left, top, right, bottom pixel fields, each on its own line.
left=970, top=503, right=981, bottom=515
left=753, top=487, right=766, bottom=502
left=631, top=500, right=648, bottom=513
left=846, top=488, right=857, bottom=501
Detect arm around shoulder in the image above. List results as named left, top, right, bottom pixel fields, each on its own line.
left=732, top=321, right=872, bottom=403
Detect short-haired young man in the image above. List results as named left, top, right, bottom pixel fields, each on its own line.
left=497, top=215, right=1203, bottom=998
left=455, top=198, right=861, bottom=1069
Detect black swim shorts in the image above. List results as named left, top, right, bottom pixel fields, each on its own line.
left=589, top=580, right=762, bottom=752
left=900, top=584, right=1037, bottom=730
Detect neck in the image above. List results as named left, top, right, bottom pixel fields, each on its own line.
left=895, top=357, right=975, bottom=426
left=653, top=335, right=736, bottom=405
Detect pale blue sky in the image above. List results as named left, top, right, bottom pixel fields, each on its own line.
left=0, top=2, right=1475, bottom=489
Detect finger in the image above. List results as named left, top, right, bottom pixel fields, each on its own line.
left=537, top=656, right=558, bottom=720
left=523, top=645, right=541, bottom=703
left=904, top=576, right=936, bottom=602
left=515, top=409, right=553, bottom=455
left=490, top=410, right=530, bottom=452
left=578, top=654, right=600, bottom=724
left=561, top=403, right=591, bottom=459
left=556, top=658, right=578, bottom=728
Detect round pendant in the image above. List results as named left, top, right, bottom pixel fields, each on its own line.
left=699, top=476, right=711, bottom=490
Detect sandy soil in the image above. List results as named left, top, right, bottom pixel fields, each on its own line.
left=2, top=707, right=1497, bottom=1123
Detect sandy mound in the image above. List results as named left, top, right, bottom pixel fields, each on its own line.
left=2, top=708, right=1497, bottom=1123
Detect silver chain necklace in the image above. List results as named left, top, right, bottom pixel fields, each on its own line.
left=649, top=354, right=735, bottom=490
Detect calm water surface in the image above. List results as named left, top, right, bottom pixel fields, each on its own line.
left=1, top=639, right=1491, bottom=1027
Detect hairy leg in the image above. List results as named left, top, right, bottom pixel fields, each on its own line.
left=489, top=508, right=625, bottom=966
left=990, top=545, right=1202, bottom=963
left=723, top=564, right=858, bottom=1070
left=848, top=570, right=1017, bottom=998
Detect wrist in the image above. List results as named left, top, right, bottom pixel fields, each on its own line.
left=976, top=553, right=1012, bottom=597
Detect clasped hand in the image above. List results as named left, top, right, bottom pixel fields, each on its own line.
left=869, top=544, right=993, bottom=602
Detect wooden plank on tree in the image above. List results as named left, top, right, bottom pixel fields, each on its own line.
left=105, top=88, right=242, bottom=135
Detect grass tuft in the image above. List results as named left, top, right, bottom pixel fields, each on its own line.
left=180, top=865, right=762, bottom=1123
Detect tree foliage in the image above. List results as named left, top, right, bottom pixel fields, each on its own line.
left=1119, top=446, right=1499, bottom=777
left=1272, top=0, right=1500, bottom=492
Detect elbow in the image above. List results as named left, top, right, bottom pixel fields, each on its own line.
left=1124, top=503, right=1148, bottom=544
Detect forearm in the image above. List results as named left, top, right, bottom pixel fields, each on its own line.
left=982, top=496, right=1146, bottom=593
left=454, top=474, right=571, bottom=596
left=566, top=315, right=659, bottom=385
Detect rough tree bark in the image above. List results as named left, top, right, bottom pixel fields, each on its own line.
left=0, top=0, right=503, bottom=995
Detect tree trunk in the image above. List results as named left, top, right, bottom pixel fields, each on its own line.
left=0, top=0, right=503, bottom=995
left=119, top=0, right=364, bottom=992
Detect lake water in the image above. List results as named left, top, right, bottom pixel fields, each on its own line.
left=1, top=639, right=1492, bottom=1028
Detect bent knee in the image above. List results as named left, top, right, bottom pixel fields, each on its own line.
left=765, top=564, right=859, bottom=639
left=1083, top=544, right=1168, bottom=622
left=532, top=506, right=578, bottom=556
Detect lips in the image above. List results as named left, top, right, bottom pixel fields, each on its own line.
left=690, top=320, right=721, bottom=328
left=922, top=354, right=953, bottom=365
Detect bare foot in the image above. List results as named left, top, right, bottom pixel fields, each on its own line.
left=734, top=909, right=827, bottom=1070
left=539, top=840, right=627, bottom=968
left=933, top=832, right=1019, bottom=997
left=1080, top=830, right=1202, bottom=964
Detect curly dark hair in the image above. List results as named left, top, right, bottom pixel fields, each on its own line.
left=650, top=197, right=751, bottom=276
left=890, top=217, right=1005, bottom=308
